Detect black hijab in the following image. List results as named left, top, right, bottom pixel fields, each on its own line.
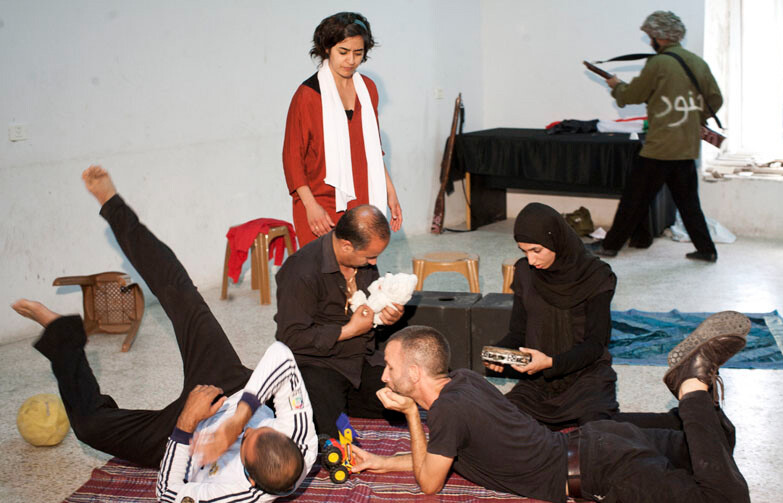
left=514, top=203, right=616, bottom=309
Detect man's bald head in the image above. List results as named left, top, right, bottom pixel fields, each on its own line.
left=245, top=428, right=303, bottom=495
left=334, top=205, right=390, bottom=250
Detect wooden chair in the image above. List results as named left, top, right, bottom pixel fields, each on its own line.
left=412, top=251, right=480, bottom=293
left=220, top=225, right=295, bottom=305
left=501, top=257, right=517, bottom=294
left=52, top=272, right=145, bottom=352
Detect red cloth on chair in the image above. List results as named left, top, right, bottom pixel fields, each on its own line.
left=226, top=218, right=297, bottom=283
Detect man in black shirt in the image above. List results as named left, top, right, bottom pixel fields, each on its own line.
left=353, top=319, right=750, bottom=503
left=274, top=205, right=404, bottom=437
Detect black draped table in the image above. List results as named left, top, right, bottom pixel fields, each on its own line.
left=448, top=128, right=674, bottom=236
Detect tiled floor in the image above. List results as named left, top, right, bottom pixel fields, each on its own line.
left=1, top=219, right=781, bottom=502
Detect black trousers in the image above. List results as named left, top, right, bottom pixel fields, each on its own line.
left=602, top=157, right=716, bottom=254
left=35, top=195, right=252, bottom=467
left=612, top=405, right=737, bottom=454
left=299, top=362, right=402, bottom=438
left=581, top=391, right=749, bottom=503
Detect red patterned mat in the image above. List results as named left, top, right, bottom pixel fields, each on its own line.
left=64, top=417, right=567, bottom=502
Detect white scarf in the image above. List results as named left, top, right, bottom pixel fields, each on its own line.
left=318, top=63, right=386, bottom=213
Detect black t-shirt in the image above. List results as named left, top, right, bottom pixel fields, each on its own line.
left=427, top=369, right=568, bottom=503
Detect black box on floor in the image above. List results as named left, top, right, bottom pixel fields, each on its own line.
left=390, top=291, right=482, bottom=370
left=470, top=293, right=514, bottom=371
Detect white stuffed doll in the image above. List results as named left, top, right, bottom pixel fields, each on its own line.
left=349, top=272, right=418, bottom=326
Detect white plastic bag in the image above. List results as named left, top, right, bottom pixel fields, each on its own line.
left=669, top=211, right=736, bottom=243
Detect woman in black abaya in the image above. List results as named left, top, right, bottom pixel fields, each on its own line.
left=484, top=203, right=618, bottom=429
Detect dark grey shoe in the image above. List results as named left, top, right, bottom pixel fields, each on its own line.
left=685, top=251, right=718, bottom=262
left=663, top=311, right=750, bottom=402
left=587, top=241, right=618, bottom=258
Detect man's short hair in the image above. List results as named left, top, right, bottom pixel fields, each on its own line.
left=246, top=429, right=304, bottom=495
left=641, top=11, right=686, bottom=42
left=388, top=325, right=451, bottom=377
left=334, top=205, right=390, bottom=250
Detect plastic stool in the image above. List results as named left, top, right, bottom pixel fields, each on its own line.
left=52, top=272, right=145, bottom=352
left=221, top=225, right=294, bottom=304
left=412, top=251, right=480, bottom=293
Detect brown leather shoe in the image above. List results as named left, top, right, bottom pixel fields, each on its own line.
left=663, top=311, right=750, bottom=402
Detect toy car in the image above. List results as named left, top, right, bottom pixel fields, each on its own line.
left=318, top=413, right=358, bottom=484
left=481, top=345, right=532, bottom=366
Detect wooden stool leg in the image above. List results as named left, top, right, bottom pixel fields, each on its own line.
left=250, top=242, right=259, bottom=290
left=452, top=261, right=472, bottom=292
left=502, top=264, right=515, bottom=294
left=121, top=319, right=141, bottom=352
left=258, top=234, right=272, bottom=305
left=412, top=259, right=426, bottom=290
left=82, top=285, right=96, bottom=324
left=221, top=241, right=231, bottom=300
left=420, top=262, right=438, bottom=290
left=465, top=259, right=480, bottom=293
left=283, top=228, right=295, bottom=256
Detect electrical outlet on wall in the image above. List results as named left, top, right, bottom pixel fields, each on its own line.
left=8, top=123, right=28, bottom=142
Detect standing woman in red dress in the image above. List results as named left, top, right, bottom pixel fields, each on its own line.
left=282, top=12, right=402, bottom=246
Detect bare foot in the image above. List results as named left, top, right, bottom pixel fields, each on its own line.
left=11, top=299, right=61, bottom=328
left=82, top=165, right=117, bottom=205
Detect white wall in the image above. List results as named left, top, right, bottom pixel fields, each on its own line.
left=0, top=0, right=483, bottom=343
left=480, top=0, right=705, bottom=127
left=700, top=178, right=783, bottom=238
left=445, top=1, right=709, bottom=224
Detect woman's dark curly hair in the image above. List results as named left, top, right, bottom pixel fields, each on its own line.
left=310, top=12, right=375, bottom=62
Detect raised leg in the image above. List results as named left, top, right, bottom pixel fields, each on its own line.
left=83, top=166, right=251, bottom=395
left=589, top=315, right=751, bottom=502
left=583, top=395, right=748, bottom=503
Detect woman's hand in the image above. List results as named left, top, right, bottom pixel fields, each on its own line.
left=387, top=191, right=402, bottom=232
left=304, top=200, right=335, bottom=237
left=295, top=185, right=335, bottom=237
left=385, top=168, right=402, bottom=232
left=510, top=348, right=552, bottom=375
